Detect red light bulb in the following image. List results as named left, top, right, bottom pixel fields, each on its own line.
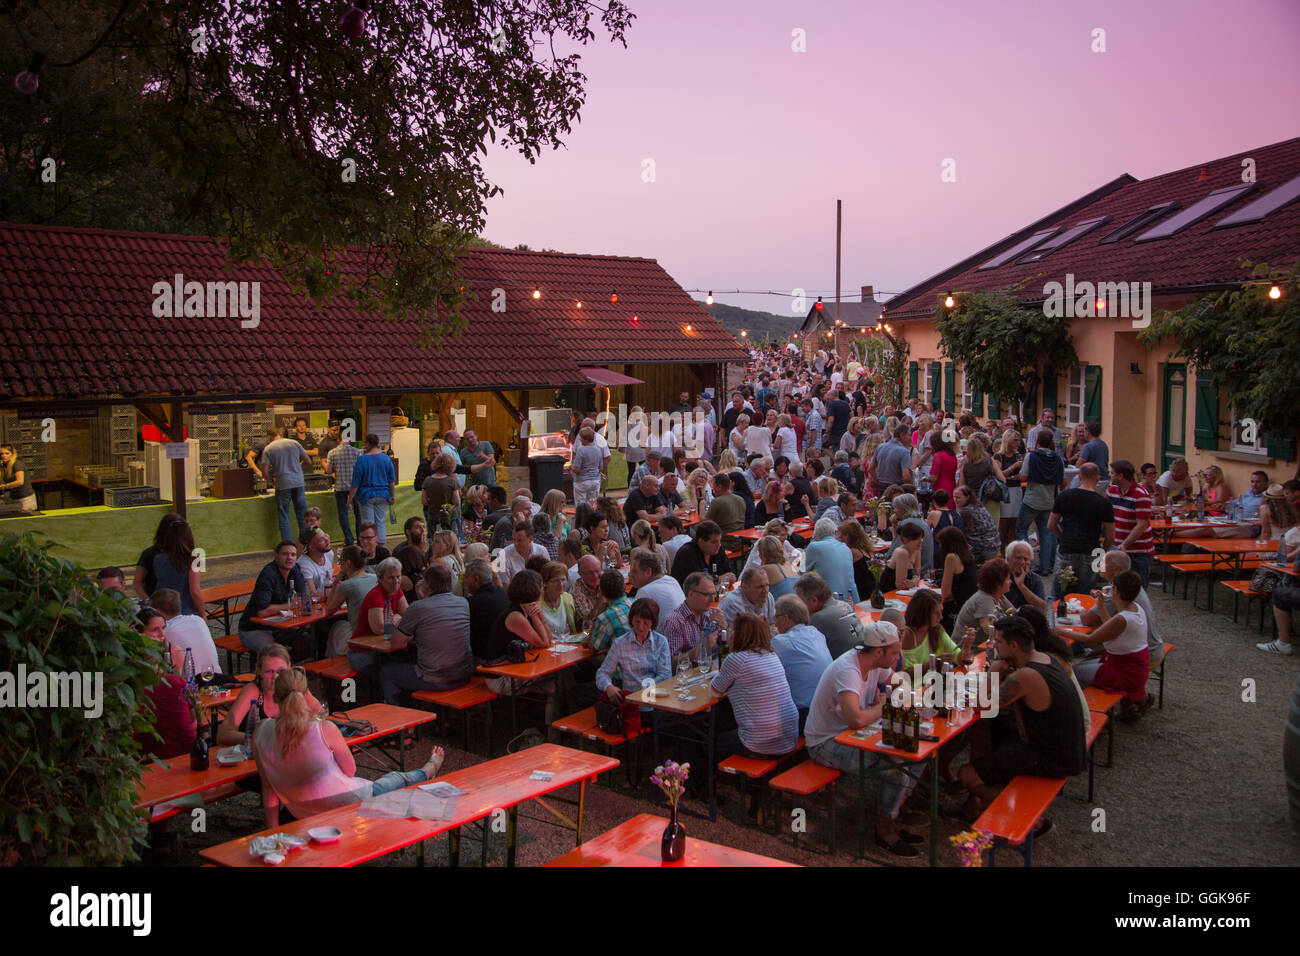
left=338, top=0, right=370, bottom=39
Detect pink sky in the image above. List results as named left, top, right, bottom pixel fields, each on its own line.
left=481, top=0, right=1300, bottom=317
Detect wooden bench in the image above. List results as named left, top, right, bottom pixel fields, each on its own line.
left=148, top=780, right=245, bottom=823
left=551, top=705, right=648, bottom=788
left=717, top=737, right=804, bottom=825
left=768, top=759, right=840, bottom=854
left=1151, top=642, right=1173, bottom=710
left=214, top=634, right=253, bottom=675
left=1164, top=558, right=1265, bottom=605
left=412, top=677, right=498, bottom=752
left=976, top=774, right=1067, bottom=867
left=1221, top=580, right=1272, bottom=632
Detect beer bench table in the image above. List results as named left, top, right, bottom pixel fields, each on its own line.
left=1177, top=537, right=1279, bottom=613
left=135, top=703, right=435, bottom=812
left=198, top=744, right=618, bottom=867
left=544, top=813, right=800, bottom=867
left=628, top=674, right=727, bottom=822
left=477, top=643, right=597, bottom=738
left=202, top=579, right=256, bottom=636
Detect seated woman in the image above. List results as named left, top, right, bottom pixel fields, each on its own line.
left=1063, top=570, right=1151, bottom=716
left=216, top=643, right=322, bottom=747
left=133, top=607, right=197, bottom=760
left=837, top=518, right=877, bottom=601
left=926, top=489, right=964, bottom=534
left=537, top=561, right=577, bottom=639
left=955, top=558, right=1015, bottom=639
left=711, top=612, right=800, bottom=772
left=754, top=478, right=791, bottom=525
left=758, top=534, right=800, bottom=598
left=253, top=667, right=445, bottom=827
left=597, top=497, right=632, bottom=553
left=898, top=588, right=965, bottom=672
left=1261, top=485, right=1299, bottom=543
left=595, top=597, right=672, bottom=735
left=430, top=530, right=465, bottom=594
left=878, top=520, right=923, bottom=594
left=1201, top=465, right=1232, bottom=512
left=744, top=519, right=802, bottom=572
left=630, top=519, right=669, bottom=571
left=540, top=488, right=572, bottom=539
left=347, top=557, right=408, bottom=681
left=936, top=526, right=979, bottom=635
left=582, top=512, right=625, bottom=568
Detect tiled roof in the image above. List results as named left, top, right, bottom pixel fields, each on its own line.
left=800, top=299, right=884, bottom=333
left=883, top=136, right=1300, bottom=320
left=0, top=224, right=739, bottom=404
left=465, top=248, right=749, bottom=365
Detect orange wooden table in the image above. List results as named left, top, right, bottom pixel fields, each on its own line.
left=348, top=632, right=399, bottom=654
left=1265, top=562, right=1299, bottom=577
left=835, top=707, right=979, bottom=866
left=478, top=643, right=596, bottom=737
left=255, top=605, right=346, bottom=631
left=628, top=672, right=727, bottom=821
left=197, top=674, right=255, bottom=714
left=201, top=578, right=256, bottom=634
left=1177, top=536, right=1278, bottom=611
left=544, top=813, right=799, bottom=867
left=198, top=744, right=619, bottom=867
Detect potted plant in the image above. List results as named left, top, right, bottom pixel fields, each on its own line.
left=650, top=760, right=691, bottom=862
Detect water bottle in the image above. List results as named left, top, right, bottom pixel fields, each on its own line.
left=243, top=698, right=258, bottom=759
left=181, top=647, right=196, bottom=683
left=383, top=599, right=395, bottom=641
left=288, top=581, right=298, bottom=617
left=1046, top=599, right=1057, bottom=631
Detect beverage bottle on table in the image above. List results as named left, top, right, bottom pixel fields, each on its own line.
left=881, top=696, right=894, bottom=747
left=908, top=703, right=921, bottom=753
left=163, top=641, right=175, bottom=673
left=287, top=581, right=298, bottom=617
left=181, top=647, right=195, bottom=683
left=243, top=699, right=257, bottom=758
left=383, top=599, right=395, bottom=641
left=1196, top=492, right=1206, bottom=521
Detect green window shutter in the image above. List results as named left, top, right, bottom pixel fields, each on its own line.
left=1193, top=374, right=1220, bottom=450
left=943, top=363, right=956, bottom=413
left=972, top=386, right=984, bottom=417
left=1266, top=430, right=1297, bottom=462
left=1084, top=366, right=1102, bottom=426
left=929, top=361, right=942, bottom=407
left=908, top=362, right=918, bottom=399
left=1041, top=365, right=1058, bottom=417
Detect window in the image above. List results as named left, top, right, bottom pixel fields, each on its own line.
left=1066, top=366, right=1086, bottom=426
left=961, top=371, right=974, bottom=416
left=1018, top=217, right=1109, bottom=262
left=1135, top=185, right=1255, bottom=241
left=1215, top=173, right=1300, bottom=228
left=977, top=228, right=1061, bottom=270
left=925, top=363, right=940, bottom=407
left=1097, top=202, right=1179, bottom=244
left=1228, top=405, right=1265, bottom=455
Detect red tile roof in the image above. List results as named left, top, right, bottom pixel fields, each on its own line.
left=465, top=248, right=748, bottom=365
left=882, top=136, right=1300, bottom=321
left=0, top=224, right=740, bottom=404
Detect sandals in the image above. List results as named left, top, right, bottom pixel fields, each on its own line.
left=875, top=832, right=919, bottom=858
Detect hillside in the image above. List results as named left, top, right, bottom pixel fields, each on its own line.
left=704, top=302, right=799, bottom=343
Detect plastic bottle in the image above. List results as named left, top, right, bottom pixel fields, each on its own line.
left=181, top=647, right=196, bottom=683
left=383, top=599, right=395, bottom=641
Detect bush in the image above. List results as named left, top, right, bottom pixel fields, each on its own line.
left=0, top=532, right=161, bottom=865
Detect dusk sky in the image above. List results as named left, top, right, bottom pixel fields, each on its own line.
left=481, top=0, right=1300, bottom=317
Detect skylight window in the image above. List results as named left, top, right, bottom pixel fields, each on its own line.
left=1018, top=217, right=1110, bottom=262
left=977, top=228, right=1061, bottom=271
left=1097, top=202, right=1179, bottom=244
left=1215, top=174, right=1300, bottom=227
left=1134, top=184, right=1255, bottom=241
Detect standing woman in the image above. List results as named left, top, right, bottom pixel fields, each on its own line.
left=420, top=452, right=461, bottom=530
left=995, top=429, right=1025, bottom=549
left=775, top=414, right=801, bottom=463
left=936, top=526, right=978, bottom=635
left=745, top=411, right=773, bottom=459
left=729, top=414, right=750, bottom=459
left=928, top=433, right=959, bottom=496
left=0, top=444, right=36, bottom=513
left=151, top=515, right=205, bottom=618
left=953, top=484, right=1003, bottom=563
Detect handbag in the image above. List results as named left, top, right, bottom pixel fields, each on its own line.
left=505, top=640, right=538, bottom=664
left=595, top=698, right=626, bottom=736
left=979, top=475, right=1009, bottom=504
left=332, top=716, right=379, bottom=738
left=1250, top=568, right=1281, bottom=595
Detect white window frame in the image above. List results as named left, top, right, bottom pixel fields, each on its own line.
left=961, top=369, right=974, bottom=416
left=924, top=362, right=939, bottom=407
left=1228, top=404, right=1265, bottom=455
left=1065, top=365, right=1086, bottom=427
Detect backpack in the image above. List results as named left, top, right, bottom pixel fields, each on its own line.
left=979, top=475, right=1009, bottom=504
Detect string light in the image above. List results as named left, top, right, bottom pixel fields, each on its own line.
left=610, top=292, right=618, bottom=303
left=532, top=288, right=541, bottom=299
left=575, top=301, right=583, bottom=308
left=338, top=0, right=370, bottom=39
left=685, top=324, right=693, bottom=332
left=814, top=297, right=823, bottom=311
left=1269, top=285, right=1282, bottom=300
left=705, top=291, right=714, bottom=305
left=1095, top=298, right=1106, bottom=312
left=944, top=294, right=955, bottom=309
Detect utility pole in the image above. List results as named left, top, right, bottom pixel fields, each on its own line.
left=834, top=199, right=842, bottom=364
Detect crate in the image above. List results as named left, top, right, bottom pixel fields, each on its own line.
left=304, top=473, right=332, bottom=492
left=111, top=439, right=137, bottom=454
left=88, top=472, right=130, bottom=488
left=105, top=485, right=161, bottom=508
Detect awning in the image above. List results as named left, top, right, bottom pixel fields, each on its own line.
left=581, top=367, right=644, bottom=387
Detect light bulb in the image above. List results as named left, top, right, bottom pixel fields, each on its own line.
left=338, top=0, right=370, bottom=39
left=532, top=289, right=541, bottom=299
left=705, top=291, right=713, bottom=305
left=611, top=292, right=618, bottom=303
left=1269, top=285, right=1282, bottom=300
left=576, top=301, right=582, bottom=309
left=14, top=53, right=45, bottom=95
left=944, top=295, right=955, bottom=308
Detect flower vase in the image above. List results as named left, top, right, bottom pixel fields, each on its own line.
left=661, top=805, right=686, bottom=862
left=870, top=587, right=885, bottom=609
left=190, top=728, right=210, bottom=771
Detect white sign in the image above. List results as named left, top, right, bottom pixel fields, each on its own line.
left=368, top=407, right=391, bottom=445
left=164, top=442, right=190, bottom=460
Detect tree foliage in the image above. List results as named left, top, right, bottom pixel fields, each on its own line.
left=0, top=0, right=634, bottom=344
left=1139, top=262, right=1300, bottom=468
left=0, top=533, right=161, bottom=866
left=934, top=289, right=1078, bottom=405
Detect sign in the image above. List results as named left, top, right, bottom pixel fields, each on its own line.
left=293, top=400, right=351, bottom=412
left=188, top=403, right=262, bottom=416
left=164, top=442, right=190, bottom=460
left=12, top=407, right=96, bottom=420
left=367, top=407, right=391, bottom=445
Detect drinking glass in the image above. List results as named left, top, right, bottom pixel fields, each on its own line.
left=676, top=657, right=691, bottom=687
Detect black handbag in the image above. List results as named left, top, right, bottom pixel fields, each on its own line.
left=506, top=640, right=538, bottom=664
left=595, top=698, right=626, bottom=736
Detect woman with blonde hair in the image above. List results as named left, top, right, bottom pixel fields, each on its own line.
left=957, top=431, right=1006, bottom=524
left=540, top=488, right=571, bottom=538
left=729, top=413, right=750, bottom=458
left=461, top=484, right=489, bottom=532
left=216, top=643, right=322, bottom=746
left=630, top=519, right=669, bottom=570
left=684, top=466, right=714, bottom=513
left=430, top=530, right=465, bottom=593
left=758, top=534, right=799, bottom=597
left=253, top=667, right=445, bottom=827
left=1261, top=486, right=1299, bottom=542
left=718, top=448, right=739, bottom=473
left=837, top=518, right=878, bottom=601
left=775, top=413, right=801, bottom=463
left=1199, top=465, right=1232, bottom=511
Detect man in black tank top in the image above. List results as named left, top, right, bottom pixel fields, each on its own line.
left=958, top=616, right=1086, bottom=817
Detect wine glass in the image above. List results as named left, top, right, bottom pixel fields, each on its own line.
left=676, top=656, right=691, bottom=687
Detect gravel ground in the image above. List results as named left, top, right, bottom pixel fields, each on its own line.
left=151, top=554, right=1300, bottom=868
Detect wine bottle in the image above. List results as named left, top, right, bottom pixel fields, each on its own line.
left=882, top=696, right=895, bottom=748
left=908, top=703, right=921, bottom=753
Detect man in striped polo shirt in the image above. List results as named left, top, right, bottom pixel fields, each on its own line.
left=1107, top=460, right=1154, bottom=589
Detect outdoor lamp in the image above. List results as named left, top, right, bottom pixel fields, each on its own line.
left=1269, top=285, right=1282, bottom=300
left=814, top=297, right=823, bottom=311
left=706, top=291, right=714, bottom=305
left=611, top=292, right=618, bottom=303
left=944, top=294, right=955, bottom=309
left=14, top=52, right=44, bottom=95
left=1130, top=362, right=1142, bottom=375
left=532, top=289, right=541, bottom=299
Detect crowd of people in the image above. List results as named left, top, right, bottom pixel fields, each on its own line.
left=111, top=341, right=1300, bottom=860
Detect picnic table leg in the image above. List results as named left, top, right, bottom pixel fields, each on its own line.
left=399, top=731, right=406, bottom=772
left=857, top=749, right=867, bottom=859
left=707, top=707, right=718, bottom=823
left=222, top=598, right=231, bottom=636
left=576, top=778, right=587, bottom=846
left=506, top=807, right=519, bottom=867
left=449, top=827, right=460, bottom=867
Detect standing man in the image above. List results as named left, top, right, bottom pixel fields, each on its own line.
left=459, top=429, right=497, bottom=488
left=623, top=405, right=648, bottom=490
left=1049, top=461, right=1115, bottom=595
left=349, top=434, right=396, bottom=544
left=870, top=424, right=913, bottom=490
left=1026, top=408, right=1066, bottom=458
left=1077, top=422, right=1109, bottom=493
left=721, top=392, right=747, bottom=448
left=290, top=417, right=319, bottom=464
left=1018, top=430, right=1065, bottom=576
left=262, top=427, right=313, bottom=544
left=316, top=420, right=342, bottom=462
left=825, top=390, right=851, bottom=450
left=325, top=431, right=361, bottom=546
left=670, top=390, right=693, bottom=416
left=1107, top=460, right=1154, bottom=589
left=800, top=397, right=824, bottom=460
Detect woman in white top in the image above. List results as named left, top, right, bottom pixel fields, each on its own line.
left=253, top=667, right=445, bottom=827
left=1063, top=570, right=1151, bottom=710
left=538, top=561, right=577, bottom=637
left=729, top=414, right=750, bottom=458
left=744, top=413, right=773, bottom=458
left=430, top=530, right=465, bottom=595
left=774, top=413, right=801, bottom=463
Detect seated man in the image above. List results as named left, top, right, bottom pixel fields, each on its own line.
left=151, top=587, right=222, bottom=675
left=570, top=555, right=608, bottom=627
left=623, top=474, right=670, bottom=528
left=392, top=517, right=433, bottom=604
left=704, top=472, right=747, bottom=534
left=771, top=593, right=833, bottom=731
left=490, top=497, right=534, bottom=552
left=670, top=520, right=734, bottom=586
left=660, top=571, right=726, bottom=662
left=501, top=520, right=550, bottom=585
left=464, top=558, right=510, bottom=662
left=297, top=527, right=336, bottom=600
left=380, top=564, right=473, bottom=704
left=629, top=551, right=687, bottom=622
left=794, top=571, right=861, bottom=658
left=804, top=620, right=922, bottom=856
left=957, top=615, right=1086, bottom=821
left=659, top=514, right=693, bottom=564
left=238, top=541, right=308, bottom=653
left=719, top=565, right=776, bottom=631
left=98, top=566, right=140, bottom=614
left=587, top=570, right=634, bottom=655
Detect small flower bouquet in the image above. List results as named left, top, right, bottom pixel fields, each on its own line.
left=651, top=760, right=691, bottom=808
left=1056, top=566, right=1078, bottom=597
left=949, top=829, right=995, bottom=867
